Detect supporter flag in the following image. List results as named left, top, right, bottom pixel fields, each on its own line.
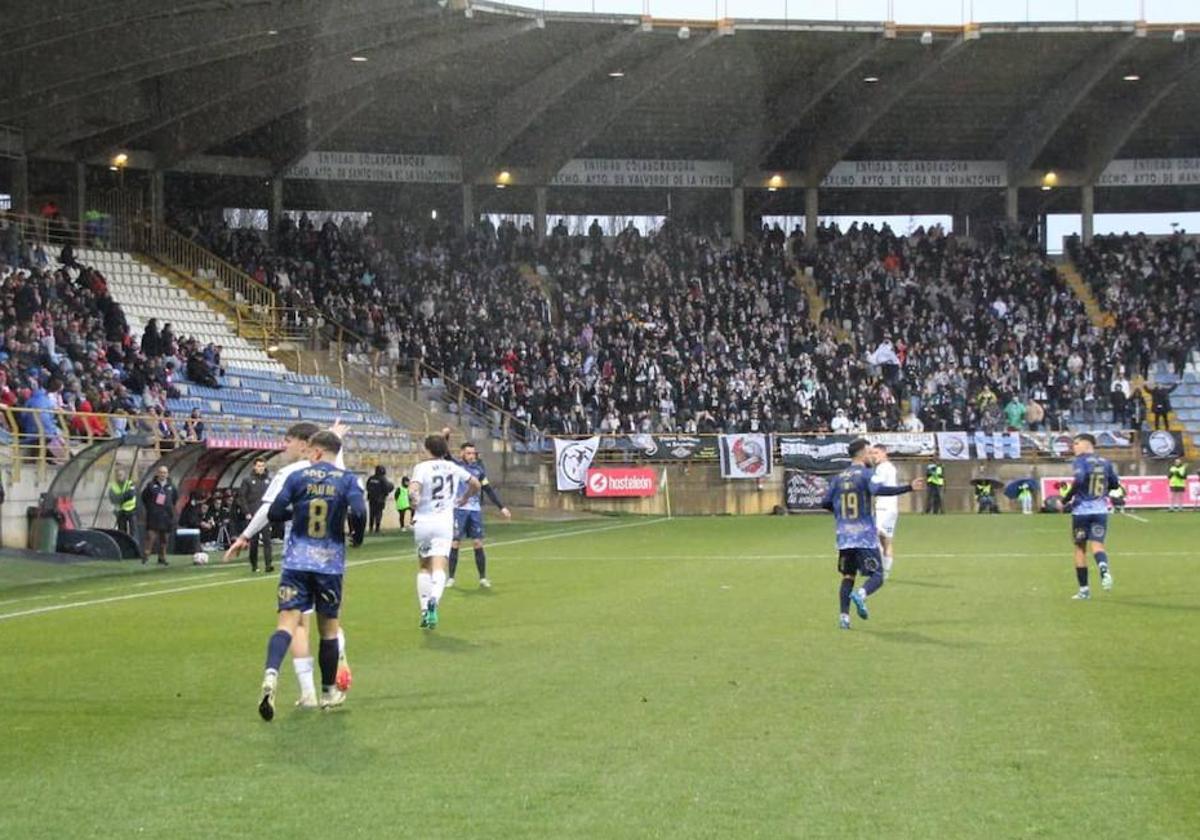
left=719, top=433, right=772, bottom=479
left=554, top=436, right=600, bottom=491
left=936, top=431, right=970, bottom=460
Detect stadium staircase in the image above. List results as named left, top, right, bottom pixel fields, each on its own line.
left=1056, top=258, right=1114, bottom=329
left=793, top=266, right=826, bottom=325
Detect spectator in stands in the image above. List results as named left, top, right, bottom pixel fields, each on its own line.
left=1149, top=381, right=1177, bottom=430
left=184, top=408, right=205, bottom=442
left=140, top=465, right=178, bottom=565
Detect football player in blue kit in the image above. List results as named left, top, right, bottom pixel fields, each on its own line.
left=1060, top=433, right=1119, bottom=600
left=447, top=441, right=511, bottom=589
left=257, top=431, right=366, bottom=721
left=823, top=438, right=925, bottom=630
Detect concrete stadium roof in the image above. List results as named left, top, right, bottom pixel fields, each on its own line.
left=1, top=0, right=1198, bottom=213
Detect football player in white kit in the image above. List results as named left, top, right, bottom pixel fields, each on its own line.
left=870, top=443, right=900, bottom=578
left=409, top=434, right=481, bottom=629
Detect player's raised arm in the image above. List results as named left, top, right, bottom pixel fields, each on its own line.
left=408, top=479, right=423, bottom=508
left=872, top=477, right=923, bottom=496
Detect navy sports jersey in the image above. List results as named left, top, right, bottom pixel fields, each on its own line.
left=822, top=464, right=909, bottom=550
left=1065, top=454, right=1120, bottom=516
left=456, top=459, right=489, bottom=513
left=268, top=461, right=366, bottom=575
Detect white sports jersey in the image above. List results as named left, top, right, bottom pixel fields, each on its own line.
left=241, top=450, right=346, bottom=540
left=411, top=459, right=474, bottom=529
left=871, top=461, right=900, bottom=514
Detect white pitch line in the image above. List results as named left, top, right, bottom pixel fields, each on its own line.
left=1121, top=512, right=1150, bottom=523
left=0, top=517, right=668, bottom=622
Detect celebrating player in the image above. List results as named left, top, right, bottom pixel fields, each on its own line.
left=448, top=441, right=511, bottom=589
left=1060, top=433, right=1118, bottom=600
left=823, top=439, right=924, bottom=630
left=410, top=435, right=481, bottom=629
left=870, top=443, right=900, bottom=578
left=257, top=431, right=365, bottom=721
left=226, top=421, right=354, bottom=705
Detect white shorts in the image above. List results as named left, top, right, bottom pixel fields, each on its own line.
left=876, top=510, right=899, bottom=539
left=413, top=521, right=453, bottom=559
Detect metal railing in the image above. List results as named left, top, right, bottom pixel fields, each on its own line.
left=0, top=404, right=421, bottom=483
left=136, top=223, right=276, bottom=322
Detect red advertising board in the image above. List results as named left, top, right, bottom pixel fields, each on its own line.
left=1040, top=475, right=1200, bottom=509
left=585, top=467, right=658, bottom=498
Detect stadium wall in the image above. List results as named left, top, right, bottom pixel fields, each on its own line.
left=540, top=458, right=1158, bottom=517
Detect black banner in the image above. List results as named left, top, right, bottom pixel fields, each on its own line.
left=785, top=470, right=831, bottom=512
left=778, top=435, right=854, bottom=474
left=1143, top=430, right=1184, bottom=459
left=597, top=434, right=719, bottom=461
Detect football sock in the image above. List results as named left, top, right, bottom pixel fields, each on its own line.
left=336, top=627, right=346, bottom=659
left=448, top=547, right=459, bottom=578
left=431, top=569, right=447, bottom=601
left=1094, top=551, right=1110, bottom=576
left=417, top=571, right=432, bottom=610
left=839, top=578, right=853, bottom=613
left=293, top=656, right=315, bottom=698
left=265, top=630, right=292, bottom=672
left=1075, top=566, right=1089, bottom=589
left=475, top=547, right=487, bottom=578
left=863, top=571, right=884, bottom=596
left=882, top=554, right=894, bottom=573
left=318, top=638, right=339, bottom=690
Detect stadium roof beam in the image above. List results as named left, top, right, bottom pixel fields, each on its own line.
left=519, top=31, right=723, bottom=186
left=1000, top=35, right=1138, bottom=185
left=32, top=7, right=448, bottom=156
left=454, top=28, right=643, bottom=183
left=729, top=37, right=885, bottom=180
left=800, top=37, right=968, bottom=187
left=1078, top=42, right=1200, bottom=185
left=75, top=18, right=535, bottom=170
left=1, top=0, right=431, bottom=126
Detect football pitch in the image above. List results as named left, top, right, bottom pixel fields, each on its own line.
left=3, top=511, right=1198, bottom=839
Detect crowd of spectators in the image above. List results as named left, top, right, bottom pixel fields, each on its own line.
left=173, top=208, right=1195, bottom=437
left=0, top=217, right=213, bottom=453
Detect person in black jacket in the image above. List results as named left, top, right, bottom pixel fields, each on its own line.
left=365, top=465, right=394, bottom=535
left=238, top=458, right=274, bottom=572
left=140, top=465, right=179, bottom=565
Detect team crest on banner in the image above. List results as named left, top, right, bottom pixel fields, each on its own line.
left=554, top=437, right=600, bottom=491
left=719, top=434, right=773, bottom=479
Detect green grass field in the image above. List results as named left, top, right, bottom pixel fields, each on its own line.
left=3, top=511, right=1198, bottom=839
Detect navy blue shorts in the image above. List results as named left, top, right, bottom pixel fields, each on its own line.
left=1072, top=514, right=1108, bottom=546
left=277, top=568, right=342, bottom=618
left=837, top=548, right=882, bottom=577
left=454, top=509, right=485, bottom=541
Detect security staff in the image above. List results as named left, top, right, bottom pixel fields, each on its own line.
left=925, top=460, right=945, bottom=514
left=108, top=468, right=137, bottom=535
left=1168, top=458, right=1187, bottom=512
left=365, top=465, right=394, bottom=534
left=972, top=478, right=999, bottom=514
left=394, top=476, right=412, bottom=532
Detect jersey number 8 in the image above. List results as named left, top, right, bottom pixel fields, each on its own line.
left=308, top=498, right=328, bottom=539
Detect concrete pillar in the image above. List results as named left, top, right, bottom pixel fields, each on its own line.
left=11, top=156, right=29, bottom=215
left=75, top=162, right=87, bottom=245
left=804, top=187, right=819, bottom=242
left=534, top=186, right=547, bottom=244
left=1005, top=186, right=1019, bottom=224
left=1081, top=183, right=1095, bottom=247
left=149, top=170, right=165, bottom=229
left=268, top=176, right=284, bottom=238
left=462, top=183, right=474, bottom=232
left=731, top=187, right=745, bottom=243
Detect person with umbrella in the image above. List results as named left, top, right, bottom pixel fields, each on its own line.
left=1005, top=478, right=1037, bottom=515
